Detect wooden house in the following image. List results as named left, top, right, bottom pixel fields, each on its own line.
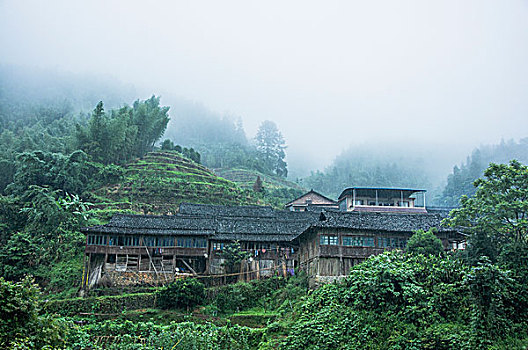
left=82, top=188, right=463, bottom=289
left=294, top=209, right=463, bottom=286
left=285, top=189, right=338, bottom=211
left=82, top=203, right=316, bottom=289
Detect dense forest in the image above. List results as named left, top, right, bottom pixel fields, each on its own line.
left=0, top=92, right=174, bottom=294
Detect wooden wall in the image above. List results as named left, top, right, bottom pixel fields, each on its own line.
left=297, top=228, right=465, bottom=279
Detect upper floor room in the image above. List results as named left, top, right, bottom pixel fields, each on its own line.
left=337, top=187, right=427, bottom=213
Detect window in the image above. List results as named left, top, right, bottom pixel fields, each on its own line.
left=320, top=235, right=338, bottom=245
left=376, top=237, right=407, bottom=249
left=343, top=236, right=361, bottom=246
left=195, top=238, right=207, bottom=248
left=176, top=237, right=208, bottom=248
left=342, top=236, right=376, bottom=247
left=143, top=236, right=156, bottom=247
left=354, top=200, right=364, bottom=205
left=160, top=237, right=174, bottom=247
left=353, top=236, right=363, bottom=246
left=364, top=237, right=375, bottom=247
left=398, top=201, right=409, bottom=207
left=109, top=236, right=119, bottom=246
left=123, top=236, right=139, bottom=246
left=88, top=235, right=107, bottom=245
left=212, top=242, right=224, bottom=251
left=397, top=238, right=407, bottom=248
left=377, top=237, right=389, bottom=248
left=109, top=236, right=125, bottom=246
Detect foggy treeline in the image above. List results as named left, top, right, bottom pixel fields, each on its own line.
left=300, top=139, right=528, bottom=207
left=438, top=138, right=528, bottom=206
left=163, top=101, right=289, bottom=177
left=302, top=146, right=432, bottom=200
left=2, top=65, right=527, bottom=208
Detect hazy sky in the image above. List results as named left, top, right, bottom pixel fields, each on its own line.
left=1, top=0, right=527, bottom=173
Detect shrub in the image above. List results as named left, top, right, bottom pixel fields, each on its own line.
left=156, top=278, right=206, bottom=310
left=211, top=277, right=287, bottom=314
left=43, top=292, right=156, bottom=316
left=0, top=276, right=66, bottom=349
left=406, top=228, right=444, bottom=256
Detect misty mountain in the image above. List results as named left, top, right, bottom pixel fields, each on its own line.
left=0, top=65, right=137, bottom=123
left=163, top=100, right=291, bottom=177
left=435, top=138, right=528, bottom=206
left=302, top=145, right=432, bottom=200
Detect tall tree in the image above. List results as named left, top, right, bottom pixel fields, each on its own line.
left=254, top=120, right=288, bottom=177
left=446, top=160, right=528, bottom=262
left=76, top=96, right=170, bottom=164
left=130, top=96, right=170, bottom=157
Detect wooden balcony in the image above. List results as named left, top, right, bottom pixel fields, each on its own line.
left=350, top=205, right=427, bottom=213
left=85, top=245, right=207, bottom=257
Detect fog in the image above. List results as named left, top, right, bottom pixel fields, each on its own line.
left=1, top=0, right=527, bottom=179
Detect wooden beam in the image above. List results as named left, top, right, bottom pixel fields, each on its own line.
left=179, top=258, right=197, bottom=276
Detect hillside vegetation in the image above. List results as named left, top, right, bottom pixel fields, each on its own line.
left=214, top=167, right=305, bottom=207
left=90, top=152, right=262, bottom=216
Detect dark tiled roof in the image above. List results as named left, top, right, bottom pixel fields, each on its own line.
left=426, top=207, right=457, bottom=215
left=82, top=205, right=318, bottom=241
left=315, top=210, right=452, bottom=233
left=83, top=214, right=216, bottom=236
left=213, top=215, right=316, bottom=242
left=82, top=204, right=457, bottom=242
left=179, top=202, right=276, bottom=217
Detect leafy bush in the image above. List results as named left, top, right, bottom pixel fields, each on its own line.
left=156, top=278, right=206, bottom=310
left=406, top=228, right=444, bottom=256
left=0, top=277, right=66, bottom=349
left=44, top=292, right=156, bottom=316
left=211, top=277, right=287, bottom=314
left=64, top=319, right=263, bottom=350
left=465, top=256, right=516, bottom=347
left=280, top=251, right=523, bottom=350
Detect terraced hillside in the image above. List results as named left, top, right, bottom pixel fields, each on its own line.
left=90, top=152, right=263, bottom=216
left=213, top=168, right=305, bottom=207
